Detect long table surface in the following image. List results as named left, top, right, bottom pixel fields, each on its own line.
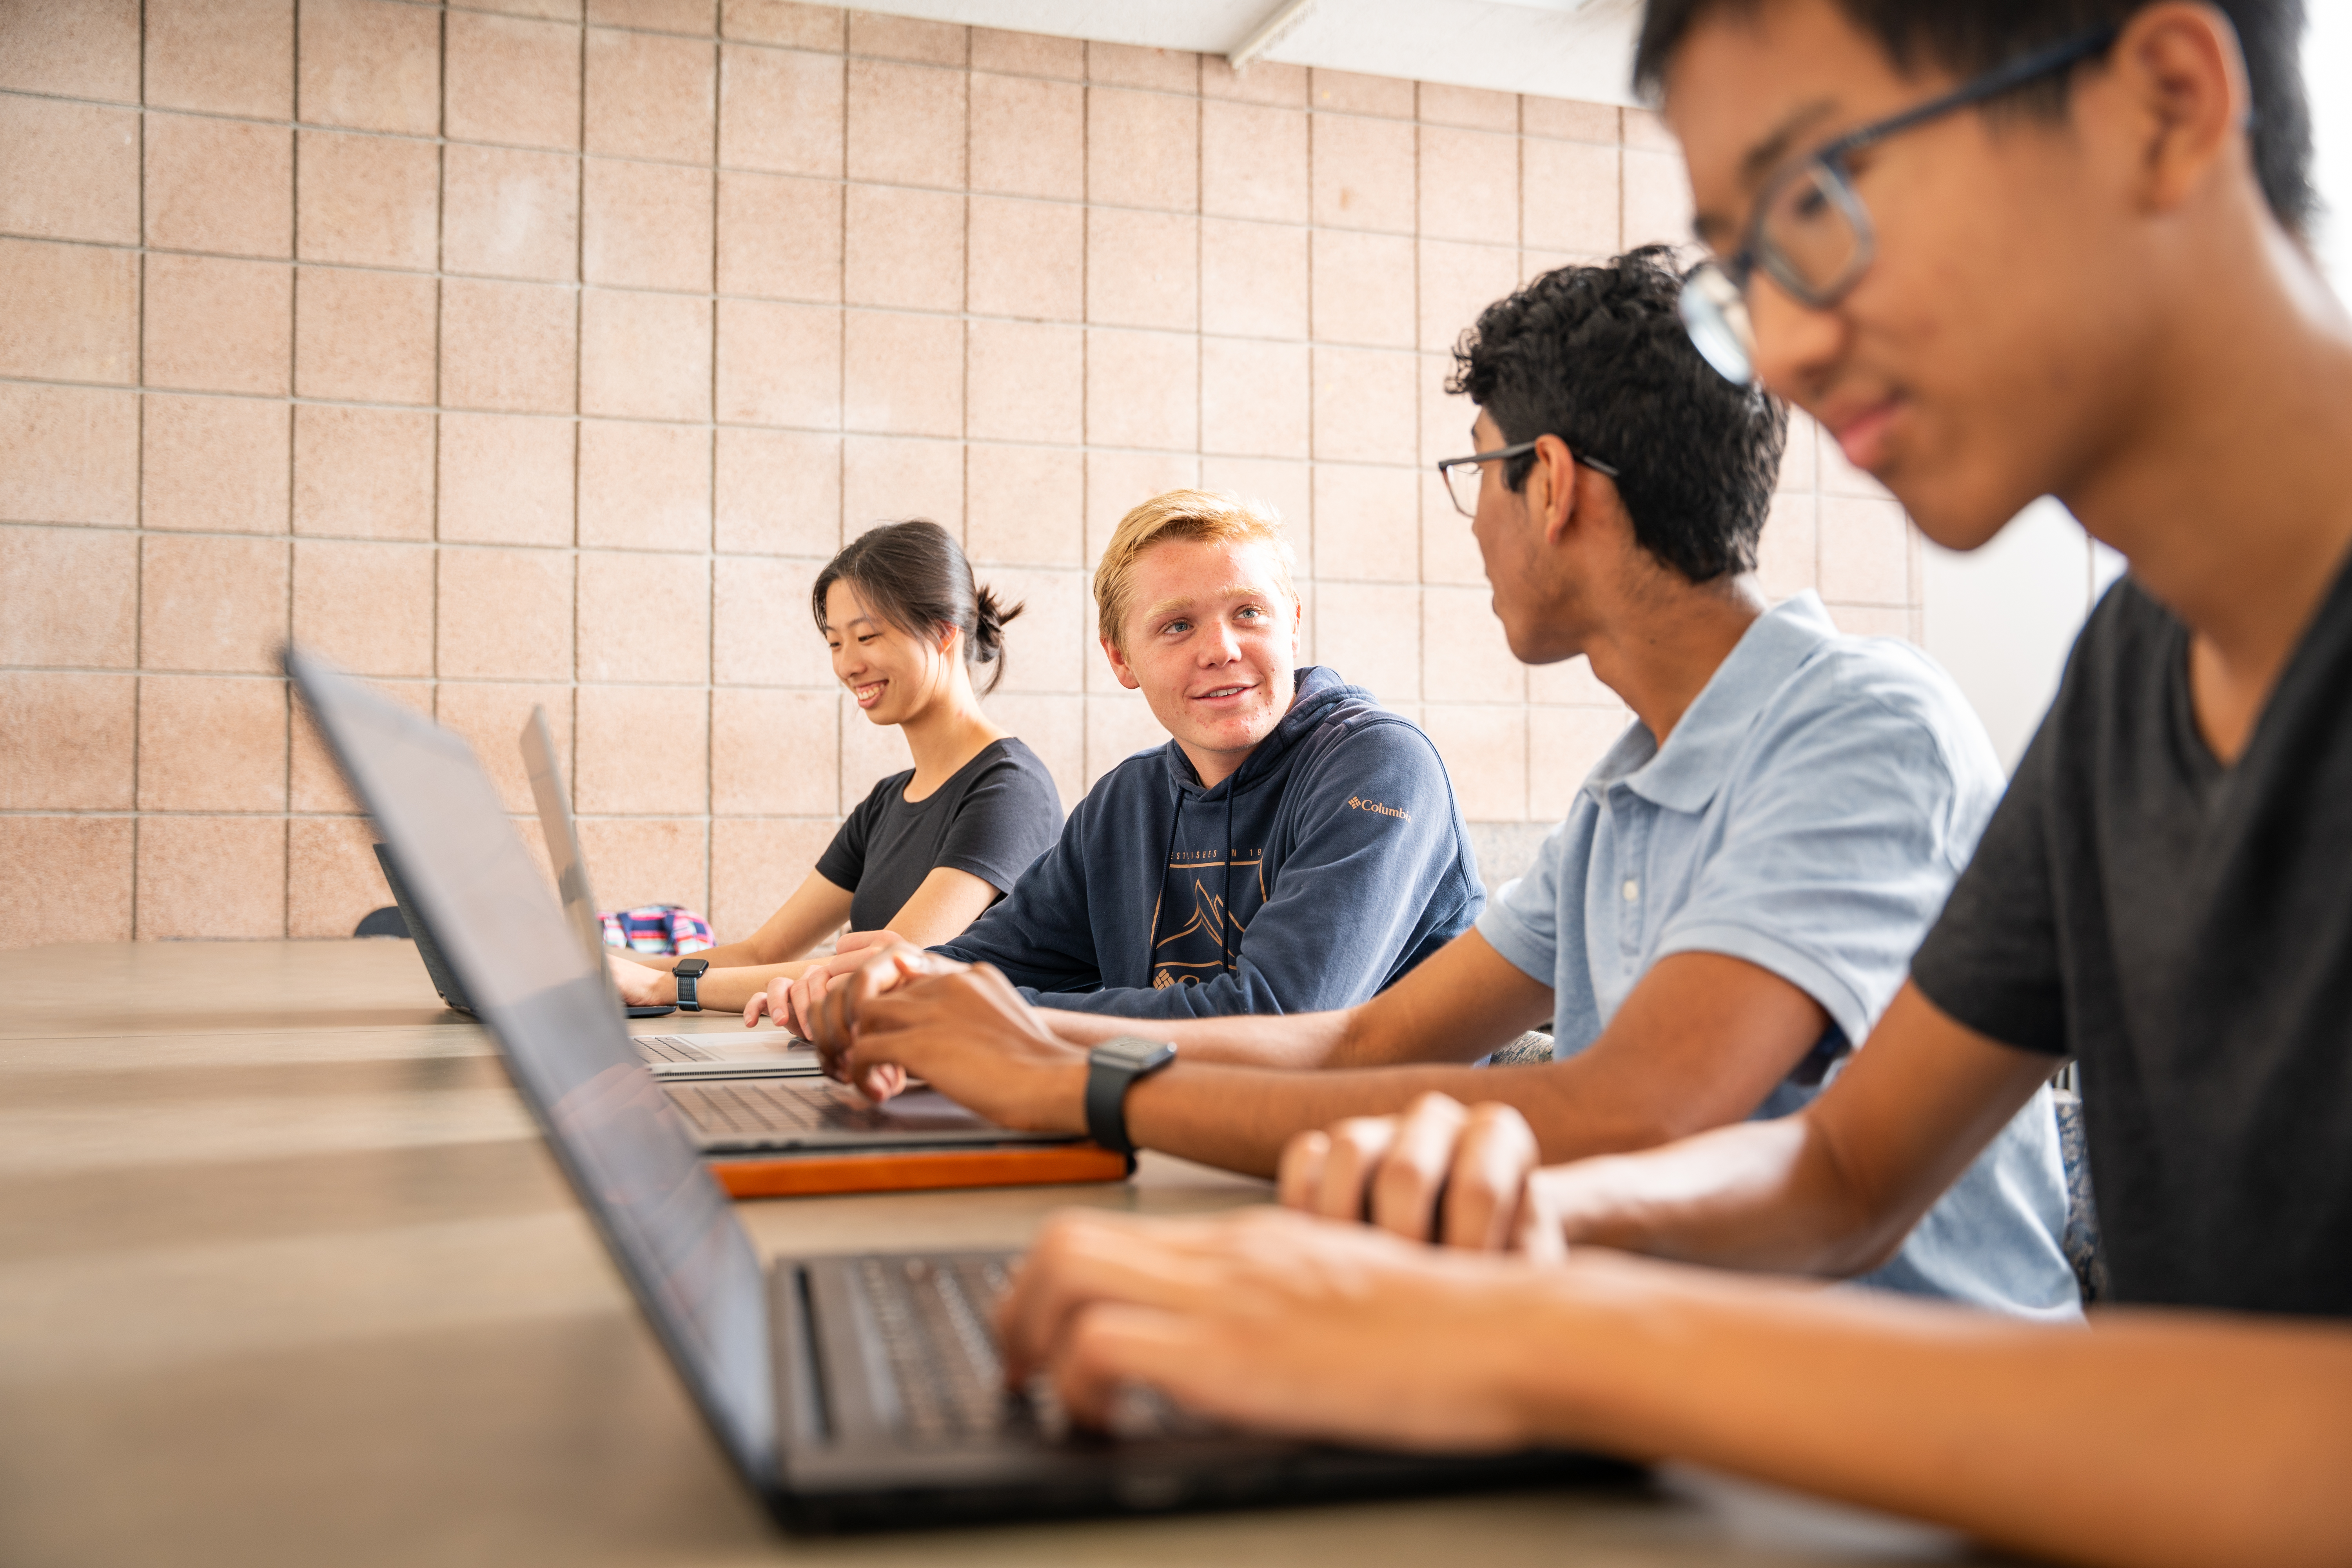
left=0, top=940, right=2000, bottom=1566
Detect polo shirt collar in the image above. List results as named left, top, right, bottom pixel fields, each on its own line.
left=1590, top=592, right=1839, bottom=816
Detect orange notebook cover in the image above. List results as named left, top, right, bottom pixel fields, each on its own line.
left=709, top=1142, right=1133, bottom=1199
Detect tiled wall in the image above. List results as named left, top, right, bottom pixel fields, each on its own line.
left=0, top=0, right=1917, bottom=947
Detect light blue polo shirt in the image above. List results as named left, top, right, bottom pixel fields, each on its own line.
left=1482, top=593, right=2079, bottom=1319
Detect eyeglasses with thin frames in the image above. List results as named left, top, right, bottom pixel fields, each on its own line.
left=1677, top=24, right=2122, bottom=386
left=1436, top=439, right=1622, bottom=519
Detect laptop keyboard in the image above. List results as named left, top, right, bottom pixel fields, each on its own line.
left=857, top=1255, right=1024, bottom=1444
left=669, top=1078, right=896, bottom=1136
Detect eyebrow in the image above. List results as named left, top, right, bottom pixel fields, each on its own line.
left=1143, top=585, right=1265, bottom=622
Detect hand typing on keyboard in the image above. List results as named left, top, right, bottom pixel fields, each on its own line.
left=806, top=956, right=1092, bottom=1133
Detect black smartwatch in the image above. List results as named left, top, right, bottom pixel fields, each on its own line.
left=673, top=956, right=710, bottom=1012
left=1084, top=1035, right=1177, bottom=1156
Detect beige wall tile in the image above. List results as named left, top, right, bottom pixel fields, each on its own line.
left=977, top=691, right=1078, bottom=807
left=1201, top=55, right=1303, bottom=106
left=1311, top=111, right=1414, bottom=232
left=1622, top=107, right=1678, bottom=153
left=1419, top=82, right=1517, bottom=133
left=0, top=525, right=137, bottom=667
left=433, top=681, right=570, bottom=813
left=714, top=555, right=829, bottom=684
left=967, top=196, right=1082, bottom=322
left=1421, top=703, right=1525, bottom=821
left=1420, top=469, right=1483, bottom=587
left=0, top=97, right=138, bottom=245
left=437, top=412, right=576, bottom=545
left=441, top=145, right=581, bottom=282
left=1199, top=455, right=1310, bottom=561
left=1312, top=345, right=1416, bottom=465
left=838, top=687, right=913, bottom=805
left=0, top=239, right=135, bottom=384
left=723, top=0, right=842, bottom=48
left=969, top=27, right=1080, bottom=78
left=0, top=818, right=135, bottom=945
left=440, top=278, right=578, bottom=414
left=969, top=72, right=1083, bottom=201
left=1314, top=580, right=1418, bottom=701
left=1818, top=495, right=1910, bottom=606
left=0, top=0, right=140, bottom=100
left=1083, top=690, right=1167, bottom=784
left=583, top=158, right=714, bottom=291
left=136, top=815, right=287, bottom=939
left=966, top=445, right=1082, bottom=568
left=1085, top=329, right=1196, bottom=453
left=1779, top=410, right=1820, bottom=494
left=147, top=0, right=292, bottom=117
left=1756, top=492, right=1818, bottom=601
left=1419, top=350, right=1472, bottom=466
left=143, top=115, right=292, bottom=260
left=841, top=435, right=962, bottom=537
left=1200, top=100, right=1307, bottom=224
left=287, top=815, right=388, bottom=938
left=292, top=538, right=436, bottom=676
left=1087, top=88, right=1196, bottom=212
left=1417, top=238, right=1518, bottom=354
left=577, top=550, right=711, bottom=682
left=849, top=10, right=963, bottom=64
left=1418, top=125, right=1517, bottom=246
left=577, top=816, right=708, bottom=908
left=846, top=58, right=964, bottom=187
left=842, top=310, right=963, bottom=437
left=965, top=320, right=1082, bottom=445
left=1522, top=137, right=1620, bottom=256
left=580, top=420, right=712, bottom=550
left=1310, top=68, right=1413, bottom=118
left=586, top=27, right=716, bottom=162
left=1200, top=218, right=1306, bottom=340
left=0, top=384, right=137, bottom=526
left=294, top=266, right=437, bottom=403
left=0, top=672, right=135, bottom=809
left=720, top=42, right=844, bottom=176
left=716, top=298, right=839, bottom=426
left=844, top=183, right=964, bottom=310
left=580, top=289, right=713, bottom=420
left=1817, top=428, right=1893, bottom=499
left=980, top=565, right=1083, bottom=695
left=140, top=394, right=290, bottom=534
left=140, top=534, right=290, bottom=673
left=474, top=0, right=588, bottom=18
left=1528, top=703, right=1627, bottom=820
left=711, top=687, right=835, bottom=814
left=710, top=816, right=838, bottom=941
left=1310, top=228, right=1413, bottom=348
left=1622, top=146, right=1695, bottom=250
left=1200, top=337, right=1307, bottom=460
left=589, top=0, right=715, bottom=32
left=299, top=0, right=441, bottom=135
left=1523, top=96, right=1617, bottom=143
left=1086, top=209, right=1197, bottom=332
left=1312, top=463, right=1417, bottom=583
left=446, top=11, right=582, bottom=151
left=1083, top=448, right=1195, bottom=566
left=718, top=171, right=840, bottom=301
left=715, top=426, right=839, bottom=555
left=437, top=546, right=574, bottom=678
left=294, top=405, right=434, bottom=540
left=135, top=674, right=288, bottom=810
left=1086, top=40, right=1193, bottom=93
left=1424, top=582, right=1526, bottom=702
left=576, top=685, right=708, bottom=810
left=144, top=255, right=292, bottom=395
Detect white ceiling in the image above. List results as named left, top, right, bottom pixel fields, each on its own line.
left=847, top=0, right=1650, bottom=109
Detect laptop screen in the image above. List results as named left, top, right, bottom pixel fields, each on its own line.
left=520, top=705, right=616, bottom=978
left=286, top=646, right=776, bottom=1481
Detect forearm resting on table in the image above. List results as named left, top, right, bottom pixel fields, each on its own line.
left=685, top=958, right=818, bottom=1015
left=1523, top=1251, right=2352, bottom=1568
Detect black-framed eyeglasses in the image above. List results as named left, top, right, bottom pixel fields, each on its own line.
left=1436, top=439, right=1621, bottom=519
left=1678, top=23, right=2121, bottom=386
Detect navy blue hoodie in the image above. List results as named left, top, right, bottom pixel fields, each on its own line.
left=936, top=666, right=1484, bottom=1017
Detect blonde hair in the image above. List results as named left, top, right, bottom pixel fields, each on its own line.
left=1093, top=489, right=1299, bottom=652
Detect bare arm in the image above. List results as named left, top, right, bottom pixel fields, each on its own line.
left=995, top=1207, right=2352, bottom=1568
left=626, top=869, right=855, bottom=975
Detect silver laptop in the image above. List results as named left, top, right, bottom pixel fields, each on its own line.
left=286, top=641, right=1625, bottom=1529
left=519, top=705, right=822, bottom=1083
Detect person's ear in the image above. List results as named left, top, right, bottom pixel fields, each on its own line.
left=1527, top=433, right=1581, bottom=547
left=1099, top=633, right=1142, bottom=691
left=2107, top=2, right=2247, bottom=219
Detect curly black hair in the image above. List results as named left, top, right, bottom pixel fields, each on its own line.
left=1446, top=247, right=1787, bottom=583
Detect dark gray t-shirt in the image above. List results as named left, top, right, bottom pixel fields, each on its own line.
left=815, top=739, right=1062, bottom=934
left=1911, top=568, right=2352, bottom=1316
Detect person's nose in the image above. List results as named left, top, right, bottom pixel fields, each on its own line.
left=1746, top=273, right=1847, bottom=404
left=1201, top=619, right=1242, bottom=665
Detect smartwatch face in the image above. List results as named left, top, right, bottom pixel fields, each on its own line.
left=1101, top=1037, right=1174, bottom=1070
left=675, top=958, right=710, bottom=978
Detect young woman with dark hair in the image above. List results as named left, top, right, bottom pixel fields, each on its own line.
left=609, top=520, right=1063, bottom=1018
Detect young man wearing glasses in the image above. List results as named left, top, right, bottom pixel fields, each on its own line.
left=800, top=248, right=2078, bottom=1321
left=962, top=2, right=2352, bottom=1561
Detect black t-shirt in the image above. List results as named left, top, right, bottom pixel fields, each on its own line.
left=1912, top=566, right=2352, bottom=1316
left=815, top=739, right=1062, bottom=934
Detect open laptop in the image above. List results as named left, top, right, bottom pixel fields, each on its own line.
left=517, top=706, right=822, bottom=1082
left=288, top=642, right=1629, bottom=1529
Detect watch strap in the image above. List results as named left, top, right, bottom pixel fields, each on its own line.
left=1084, top=1037, right=1176, bottom=1156
left=673, top=957, right=709, bottom=1012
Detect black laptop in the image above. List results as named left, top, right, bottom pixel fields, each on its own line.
left=288, top=644, right=1632, bottom=1530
